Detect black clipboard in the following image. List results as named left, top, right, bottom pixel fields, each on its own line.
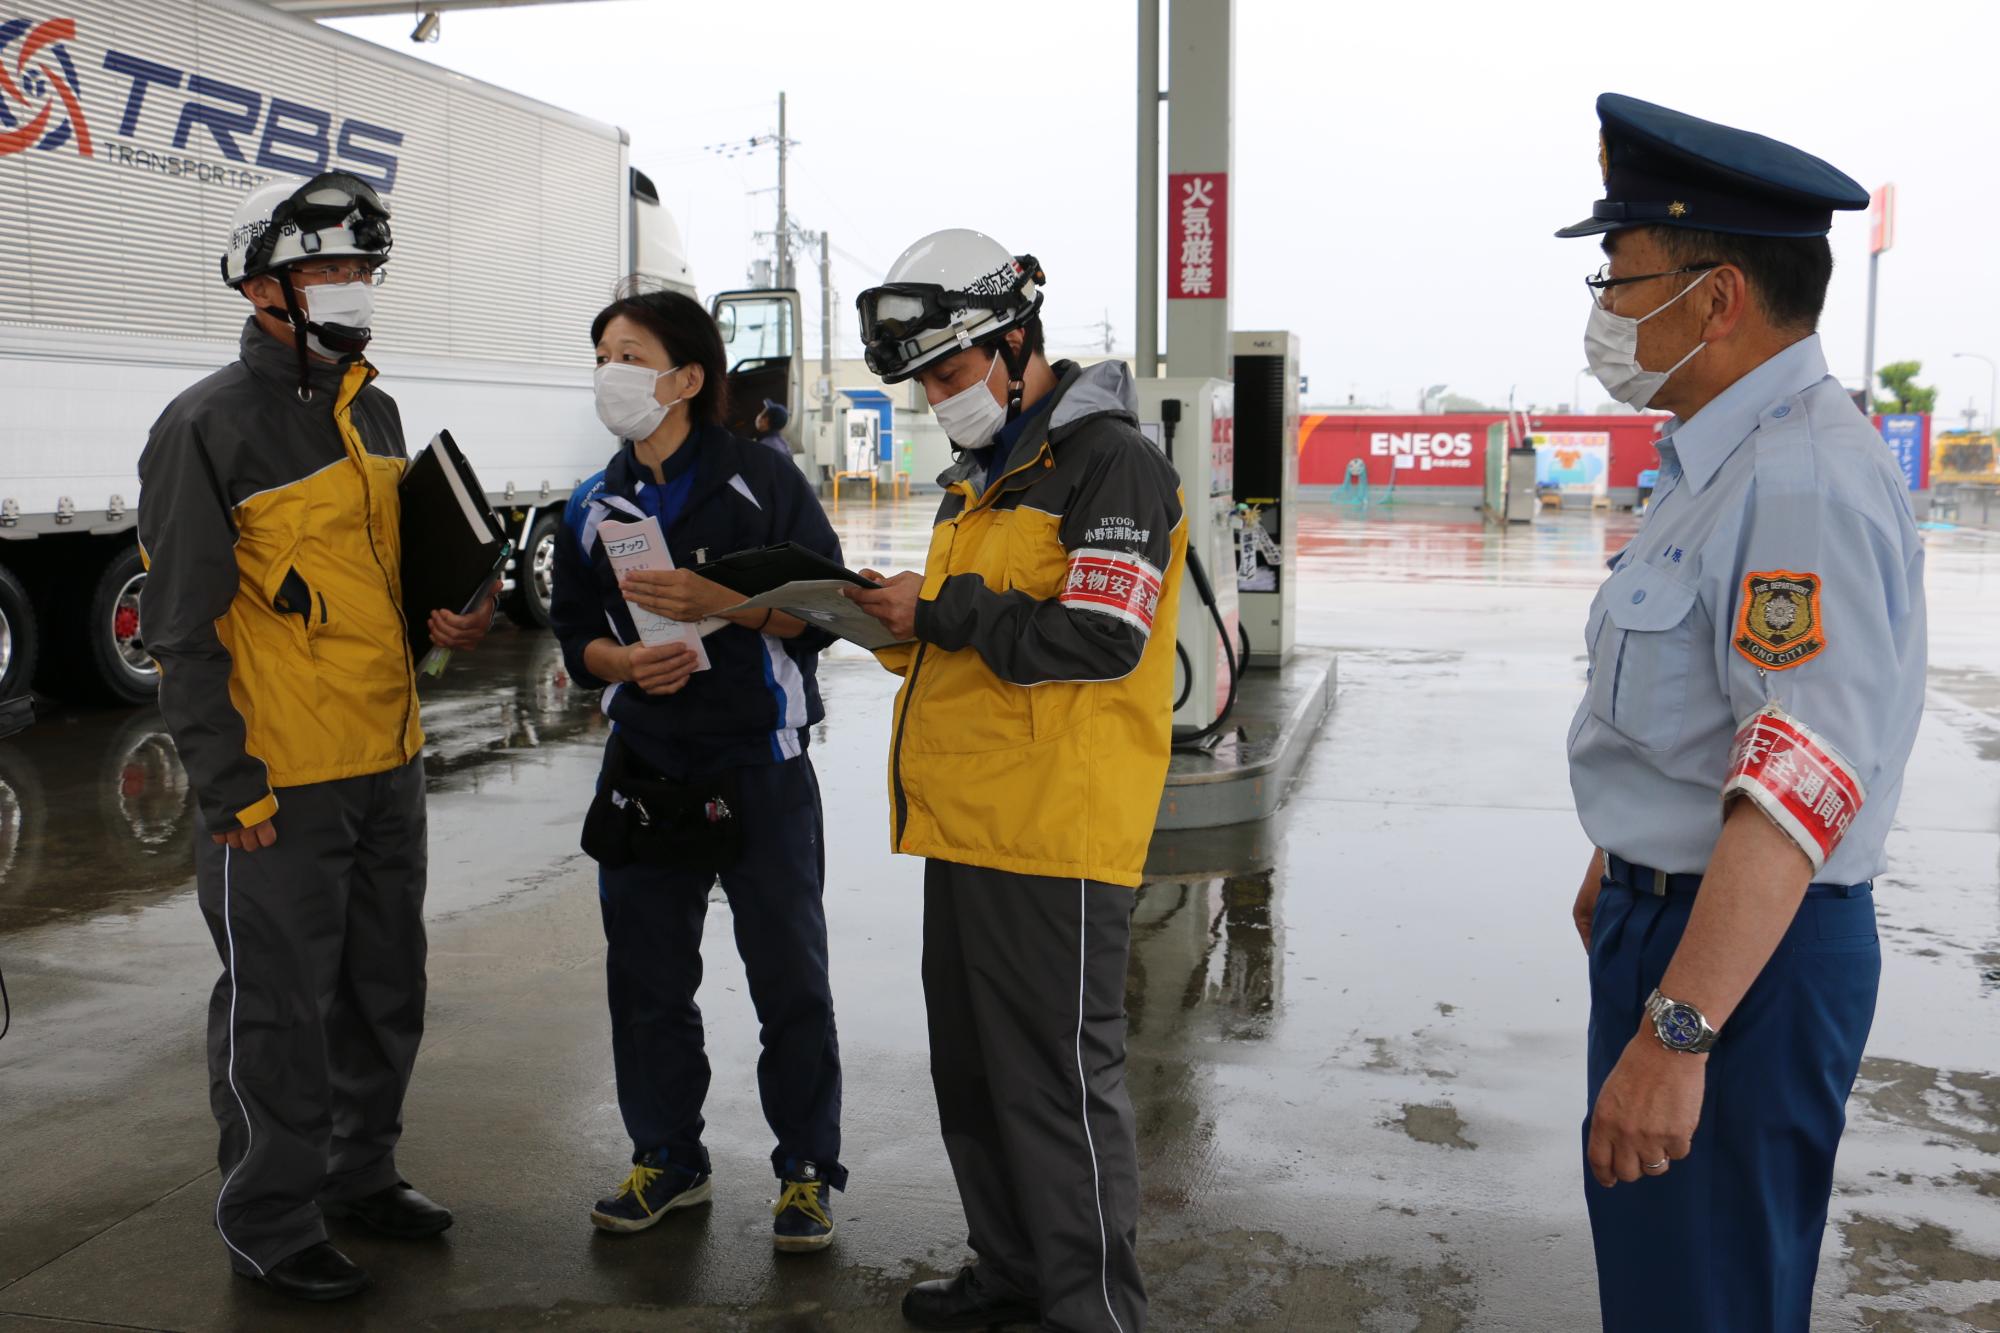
left=399, top=429, right=509, bottom=659
left=693, top=542, right=875, bottom=597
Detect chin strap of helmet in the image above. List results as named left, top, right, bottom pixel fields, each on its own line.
left=997, top=333, right=1033, bottom=422
left=264, top=272, right=317, bottom=403
left=995, top=255, right=1044, bottom=421
left=261, top=270, right=371, bottom=402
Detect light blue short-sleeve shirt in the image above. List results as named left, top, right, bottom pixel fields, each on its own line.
left=1567, top=334, right=1927, bottom=883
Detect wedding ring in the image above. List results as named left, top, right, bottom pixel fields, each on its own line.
left=1642, top=1159, right=1669, bottom=1173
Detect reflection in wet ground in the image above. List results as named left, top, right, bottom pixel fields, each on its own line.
left=0, top=629, right=602, bottom=924
left=0, top=499, right=1994, bottom=1331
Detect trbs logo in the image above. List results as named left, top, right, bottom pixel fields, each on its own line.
left=0, top=15, right=402, bottom=190
left=0, top=17, right=93, bottom=157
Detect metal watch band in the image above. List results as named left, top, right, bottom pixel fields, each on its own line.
left=1645, top=987, right=1718, bottom=1054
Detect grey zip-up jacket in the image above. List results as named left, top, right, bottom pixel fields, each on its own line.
left=137, top=320, right=420, bottom=832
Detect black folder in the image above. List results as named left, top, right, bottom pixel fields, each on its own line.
left=399, top=430, right=508, bottom=658
left=692, top=542, right=876, bottom=597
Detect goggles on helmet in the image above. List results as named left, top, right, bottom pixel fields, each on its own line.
left=243, top=171, right=393, bottom=280
left=857, top=254, right=1042, bottom=380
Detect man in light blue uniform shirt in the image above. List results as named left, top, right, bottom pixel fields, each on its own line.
left=1559, top=94, right=1926, bottom=1332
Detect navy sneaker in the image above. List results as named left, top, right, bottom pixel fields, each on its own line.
left=772, top=1163, right=835, bottom=1253
left=590, top=1153, right=713, bottom=1233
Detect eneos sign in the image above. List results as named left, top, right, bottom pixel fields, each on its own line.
left=1369, top=429, right=1475, bottom=472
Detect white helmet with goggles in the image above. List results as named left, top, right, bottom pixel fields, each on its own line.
left=222, top=170, right=392, bottom=288
left=222, top=172, right=392, bottom=395
left=856, top=229, right=1043, bottom=385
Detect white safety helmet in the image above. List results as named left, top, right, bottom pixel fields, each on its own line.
left=856, top=228, right=1043, bottom=384
left=221, top=170, right=392, bottom=288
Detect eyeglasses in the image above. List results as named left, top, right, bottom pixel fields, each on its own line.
left=289, top=262, right=387, bottom=287
left=1585, top=261, right=1718, bottom=306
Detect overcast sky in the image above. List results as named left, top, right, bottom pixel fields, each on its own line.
left=333, top=0, right=2000, bottom=421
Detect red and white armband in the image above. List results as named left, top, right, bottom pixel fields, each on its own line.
left=1059, top=548, right=1165, bottom=636
left=1722, top=704, right=1866, bottom=874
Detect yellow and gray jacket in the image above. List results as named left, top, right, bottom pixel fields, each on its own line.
left=878, top=359, right=1188, bottom=888
left=137, top=319, right=420, bottom=831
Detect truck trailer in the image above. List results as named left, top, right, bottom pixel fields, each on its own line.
left=0, top=0, right=806, bottom=706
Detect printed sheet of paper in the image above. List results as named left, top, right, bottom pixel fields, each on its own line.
left=724, top=580, right=913, bottom=651
left=596, top=515, right=711, bottom=670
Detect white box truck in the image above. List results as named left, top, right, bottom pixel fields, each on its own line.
left=0, top=0, right=805, bottom=706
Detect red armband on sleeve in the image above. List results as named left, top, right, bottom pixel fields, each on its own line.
left=1059, top=548, right=1165, bottom=635
left=1722, top=704, right=1866, bottom=875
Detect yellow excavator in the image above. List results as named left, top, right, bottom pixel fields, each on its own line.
left=1933, top=431, right=2000, bottom=486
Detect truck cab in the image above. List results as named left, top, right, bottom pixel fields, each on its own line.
left=711, top=288, right=807, bottom=461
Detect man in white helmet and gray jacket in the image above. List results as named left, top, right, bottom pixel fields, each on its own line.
left=136, top=172, right=492, bottom=1301
left=847, top=230, right=1186, bottom=1332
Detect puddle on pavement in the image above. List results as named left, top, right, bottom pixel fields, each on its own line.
left=1392, top=1103, right=1477, bottom=1151
left=1852, top=1057, right=2000, bottom=1156
left=0, top=630, right=603, bottom=925
left=1143, top=1227, right=1475, bottom=1333
left=1841, top=1214, right=2000, bottom=1330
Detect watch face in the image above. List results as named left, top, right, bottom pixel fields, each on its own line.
left=1660, top=1004, right=1703, bottom=1049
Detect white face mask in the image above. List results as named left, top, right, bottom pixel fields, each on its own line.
left=932, top=352, right=1007, bottom=450
left=301, top=281, right=375, bottom=361
left=594, top=362, right=685, bottom=441
left=1584, top=268, right=1714, bottom=409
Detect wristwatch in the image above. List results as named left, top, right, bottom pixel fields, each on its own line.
left=1645, top=988, right=1717, bottom=1054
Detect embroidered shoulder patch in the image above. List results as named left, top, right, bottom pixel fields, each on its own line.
left=1733, top=571, right=1824, bottom=670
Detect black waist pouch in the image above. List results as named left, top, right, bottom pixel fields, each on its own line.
left=581, top=733, right=743, bottom=873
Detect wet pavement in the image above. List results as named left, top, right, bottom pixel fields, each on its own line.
left=1, top=497, right=1996, bottom=1332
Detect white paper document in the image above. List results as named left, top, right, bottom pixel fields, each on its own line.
left=724, top=579, right=913, bottom=651
left=596, top=515, right=711, bottom=670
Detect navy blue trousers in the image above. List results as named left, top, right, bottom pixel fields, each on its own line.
left=597, top=752, right=846, bottom=1189
left=1584, top=878, right=1879, bottom=1332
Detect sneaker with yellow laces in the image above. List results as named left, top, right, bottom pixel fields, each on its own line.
left=589, top=1152, right=713, bottom=1233
left=772, top=1162, right=835, bottom=1253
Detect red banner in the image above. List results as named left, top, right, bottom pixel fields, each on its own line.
left=1167, top=172, right=1226, bottom=299
left=1869, top=184, right=1895, bottom=256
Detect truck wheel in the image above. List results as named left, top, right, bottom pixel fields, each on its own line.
left=0, top=564, right=39, bottom=703
left=504, top=512, right=563, bottom=630
left=78, top=545, right=158, bottom=705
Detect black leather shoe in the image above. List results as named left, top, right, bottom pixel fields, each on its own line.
left=324, top=1181, right=454, bottom=1239
left=901, top=1269, right=1037, bottom=1329
left=250, top=1242, right=370, bottom=1302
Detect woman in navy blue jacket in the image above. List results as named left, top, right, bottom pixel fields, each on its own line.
left=549, top=288, right=845, bottom=1252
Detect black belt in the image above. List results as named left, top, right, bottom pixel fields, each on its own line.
left=1604, top=854, right=1703, bottom=897
left=1604, top=853, right=1872, bottom=900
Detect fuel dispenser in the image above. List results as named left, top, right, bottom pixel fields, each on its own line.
left=1135, top=377, right=1240, bottom=740
left=1231, top=331, right=1299, bottom=665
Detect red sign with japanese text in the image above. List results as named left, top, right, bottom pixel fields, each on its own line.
left=1167, top=172, right=1227, bottom=299
left=1869, top=184, right=1895, bottom=256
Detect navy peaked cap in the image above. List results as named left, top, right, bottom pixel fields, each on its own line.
left=1557, top=93, right=1869, bottom=240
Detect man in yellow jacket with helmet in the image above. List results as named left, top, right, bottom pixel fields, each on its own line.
left=849, top=229, right=1186, bottom=1333
left=137, top=172, right=491, bottom=1302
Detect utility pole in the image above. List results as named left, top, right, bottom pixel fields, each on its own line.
left=776, top=92, right=792, bottom=289
left=1862, top=251, right=1879, bottom=412
left=819, top=231, right=834, bottom=438
left=1953, top=352, right=1997, bottom=432
left=702, top=103, right=799, bottom=290
left=1863, top=184, right=1894, bottom=415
